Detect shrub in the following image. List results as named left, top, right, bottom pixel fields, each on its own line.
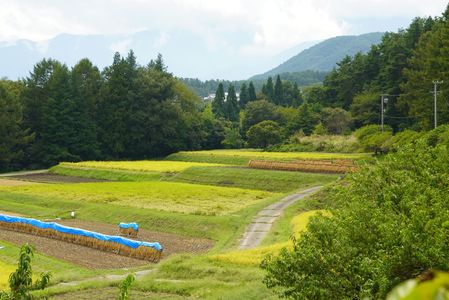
left=0, top=243, right=51, bottom=300
left=221, top=126, right=244, bottom=149
left=118, top=274, right=136, bottom=300
left=246, top=121, right=283, bottom=148
left=354, top=124, right=393, bottom=154
left=261, top=140, right=449, bottom=299
left=268, top=134, right=361, bottom=153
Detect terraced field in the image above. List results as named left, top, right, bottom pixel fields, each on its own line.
left=166, top=149, right=368, bottom=165
left=0, top=181, right=275, bottom=215
left=59, top=161, right=224, bottom=173
left=0, top=149, right=346, bottom=298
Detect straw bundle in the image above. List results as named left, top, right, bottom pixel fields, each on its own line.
left=0, top=215, right=162, bottom=263
left=248, top=159, right=358, bottom=174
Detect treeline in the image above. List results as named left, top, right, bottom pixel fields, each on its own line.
left=200, top=74, right=357, bottom=152
left=179, top=70, right=327, bottom=98
left=309, top=6, right=449, bottom=131
left=0, top=53, right=226, bottom=171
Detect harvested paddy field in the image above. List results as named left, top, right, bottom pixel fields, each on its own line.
left=59, top=219, right=214, bottom=257
left=166, top=149, right=368, bottom=165
left=0, top=218, right=214, bottom=269
left=0, top=229, right=146, bottom=269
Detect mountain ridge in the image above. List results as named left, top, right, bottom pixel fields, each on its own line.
left=251, top=32, right=384, bottom=80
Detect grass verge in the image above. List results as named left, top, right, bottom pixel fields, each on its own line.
left=167, top=166, right=338, bottom=193
left=166, top=149, right=369, bottom=165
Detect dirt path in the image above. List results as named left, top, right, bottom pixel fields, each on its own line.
left=239, top=186, right=322, bottom=250
left=0, top=178, right=38, bottom=186
left=0, top=169, right=47, bottom=177
left=56, top=269, right=154, bottom=288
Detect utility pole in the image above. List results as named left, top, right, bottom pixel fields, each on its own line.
left=380, top=94, right=389, bottom=132
left=432, top=80, right=443, bottom=129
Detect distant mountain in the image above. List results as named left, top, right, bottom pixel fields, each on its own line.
left=251, top=32, right=384, bottom=80
left=0, top=31, right=318, bottom=81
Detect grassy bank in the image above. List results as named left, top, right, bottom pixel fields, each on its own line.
left=166, top=149, right=368, bottom=165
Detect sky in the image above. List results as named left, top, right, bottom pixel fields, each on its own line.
left=0, top=0, right=447, bottom=79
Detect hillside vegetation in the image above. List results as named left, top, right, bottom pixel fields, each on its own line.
left=252, top=32, right=383, bottom=79
left=262, top=133, right=449, bottom=299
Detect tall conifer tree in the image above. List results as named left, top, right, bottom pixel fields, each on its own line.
left=274, top=75, right=283, bottom=105
left=239, top=83, right=249, bottom=108
left=212, top=83, right=225, bottom=117
left=248, top=81, right=257, bottom=102
left=225, top=85, right=239, bottom=122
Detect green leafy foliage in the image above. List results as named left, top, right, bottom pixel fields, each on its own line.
left=0, top=243, right=51, bottom=300
left=247, top=121, right=283, bottom=148
left=118, top=274, right=135, bottom=300
left=241, top=100, right=280, bottom=133
left=262, top=139, right=449, bottom=299
left=387, top=271, right=449, bottom=300
left=0, top=80, right=34, bottom=171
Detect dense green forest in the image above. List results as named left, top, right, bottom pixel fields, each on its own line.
left=310, top=13, right=443, bottom=131
left=1, top=5, right=449, bottom=172
left=180, top=70, right=327, bottom=98
left=0, top=53, right=212, bottom=171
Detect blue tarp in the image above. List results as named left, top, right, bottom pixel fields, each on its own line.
left=119, top=222, right=139, bottom=231
left=0, top=214, right=162, bottom=251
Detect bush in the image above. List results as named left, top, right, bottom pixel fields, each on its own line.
left=262, top=140, right=449, bottom=299
left=246, top=121, right=282, bottom=148
left=0, top=243, right=51, bottom=300
left=382, top=129, right=420, bottom=152
left=354, top=124, right=393, bottom=154
left=221, top=126, right=244, bottom=149
left=268, top=134, right=361, bottom=153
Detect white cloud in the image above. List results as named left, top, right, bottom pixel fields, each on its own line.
left=152, top=33, right=170, bottom=48
left=0, top=0, right=447, bottom=56
left=110, top=38, right=133, bottom=54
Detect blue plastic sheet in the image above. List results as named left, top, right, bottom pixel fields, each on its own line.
left=118, top=222, right=139, bottom=231
left=0, top=214, right=162, bottom=251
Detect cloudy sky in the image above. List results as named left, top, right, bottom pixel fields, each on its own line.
left=0, top=0, right=447, bottom=79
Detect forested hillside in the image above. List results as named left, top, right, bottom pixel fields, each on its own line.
left=312, top=16, right=440, bottom=131
left=180, top=70, right=326, bottom=98
left=252, top=32, right=384, bottom=79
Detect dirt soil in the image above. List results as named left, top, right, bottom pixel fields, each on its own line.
left=0, top=229, right=147, bottom=269
left=59, top=219, right=214, bottom=258
left=0, top=219, right=214, bottom=269
left=6, top=172, right=109, bottom=183
left=0, top=178, right=38, bottom=186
